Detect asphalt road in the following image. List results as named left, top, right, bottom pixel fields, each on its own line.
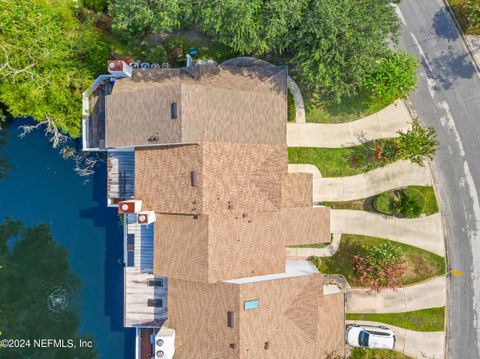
left=397, top=1, right=480, bottom=358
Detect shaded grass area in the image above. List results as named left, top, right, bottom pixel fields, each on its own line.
left=288, top=139, right=398, bottom=177
left=288, top=90, right=296, bottom=122
left=312, top=234, right=445, bottom=286
left=349, top=348, right=413, bottom=359
left=288, top=242, right=330, bottom=248
left=324, top=186, right=439, bottom=218
left=304, top=90, right=388, bottom=124
left=449, top=0, right=480, bottom=35
left=347, top=307, right=445, bottom=332
left=103, top=28, right=236, bottom=64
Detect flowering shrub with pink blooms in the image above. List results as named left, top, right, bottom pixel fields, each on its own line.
left=353, top=242, right=404, bottom=293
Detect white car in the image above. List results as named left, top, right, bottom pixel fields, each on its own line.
left=346, top=324, right=396, bottom=349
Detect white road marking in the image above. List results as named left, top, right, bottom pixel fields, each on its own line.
left=392, top=3, right=407, bottom=25
left=394, top=3, right=480, bottom=352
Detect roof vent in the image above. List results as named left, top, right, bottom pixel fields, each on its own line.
left=227, top=311, right=235, bottom=328
left=148, top=135, right=160, bottom=142
left=191, top=171, right=198, bottom=187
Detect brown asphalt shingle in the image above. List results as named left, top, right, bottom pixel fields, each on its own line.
left=105, top=66, right=287, bottom=148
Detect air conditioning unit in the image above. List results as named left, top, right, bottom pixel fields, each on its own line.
left=118, top=200, right=142, bottom=214
left=137, top=211, right=156, bottom=225
left=108, top=60, right=133, bottom=78
left=155, top=328, right=175, bottom=359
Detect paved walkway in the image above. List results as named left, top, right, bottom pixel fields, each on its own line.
left=467, top=35, right=480, bottom=69
left=346, top=320, right=445, bottom=359
left=287, top=77, right=305, bottom=123
left=289, top=160, right=432, bottom=202
left=287, top=100, right=411, bottom=148
left=286, top=233, right=341, bottom=258
left=346, top=276, right=446, bottom=314
left=330, top=210, right=444, bottom=256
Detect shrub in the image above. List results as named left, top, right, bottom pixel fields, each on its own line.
left=393, top=191, right=422, bottom=218
left=144, top=44, right=167, bottom=63
left=353, top=242, right=404, bottom=292
left=397, top=118, right=438, bottom=166
left=82, top=0, right=108, bottom=12
left=164, top=38, right=185, bottom=65
left=468, top=0, right=480, bottom=29
left=363, top=51, right=418, bottom=104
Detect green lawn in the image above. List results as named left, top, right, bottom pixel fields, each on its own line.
left=349, top=348, right=413, bottom=359
left=288, top=139, right=398, bottom=177
left=312, top=234, right=445, bottom=286
left=288, top=90, right=296, bottom=122
left=347, top=307, right=445, bottom=332
left=324, top=186, right=439, bottom=217
left=449, top=0, right=480, bottom=35
left=288, top=242, right=330, bottom=248
left=304, top=90, right=388, bottom=124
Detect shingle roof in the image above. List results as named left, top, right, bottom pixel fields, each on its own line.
left=153, top=207, right=330, bottom=283
left=105, top=65, right=287, bottom=148
left=168, top=274, right=345, bottom=359
left=134, top=142, right=288, bottom=215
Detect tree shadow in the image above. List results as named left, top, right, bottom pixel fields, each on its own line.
left=433, top=8, right=460, bottom=42
left=431, top=50, right=476, bottom=89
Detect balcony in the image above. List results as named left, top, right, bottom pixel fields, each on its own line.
left=108, top=150, right=135, bottom=205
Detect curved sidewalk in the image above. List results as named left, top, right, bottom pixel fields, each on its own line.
left=346, top=276, right=446, bottom=314
left=287, top=77, right=305, bottom=123
left=346, top=320, right=444, bottom=359
left=330, top=210, right=444, bottom=256
left=289, top=160, right=432, bottom=202
left=286, top=233, right=341, bottom=258
left=287, top=100, right=410, bottom=148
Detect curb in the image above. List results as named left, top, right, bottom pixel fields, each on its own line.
left=442, top=0, right=480, bottom=74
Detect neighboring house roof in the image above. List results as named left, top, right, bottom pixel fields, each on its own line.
left=153, top=207, right=330, bottom=283
left=168, top=274, right=345, bottom=359
left=104, top=65, right=287, bottom=148
left=134, top=142, right=288, bottom=215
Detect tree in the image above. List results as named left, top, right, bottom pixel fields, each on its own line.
left=195, top=0, right=305, bottom=54
left=393, top=191, right=422, bottom=218
left=363, top=51, right=418, bottom=104
left=109, top=0, right=190, bottom=35
left=397, top=118, right=438, bottom=166
left=0, top=0, right=110, bottom=137
left=353, top=242, right=404, bottom=292
left=292, top=0, right=400, bottom=100
left=0, top=219, right=98, bottom=358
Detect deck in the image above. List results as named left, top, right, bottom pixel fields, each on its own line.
left=125, top=267, right=168, bottom=327
left=108, top=150, right=135, bottom=203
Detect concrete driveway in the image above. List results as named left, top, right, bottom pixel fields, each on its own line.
left=347, top=320, right=444, bottom=358
left=346, top=276, right=446, bottom=314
